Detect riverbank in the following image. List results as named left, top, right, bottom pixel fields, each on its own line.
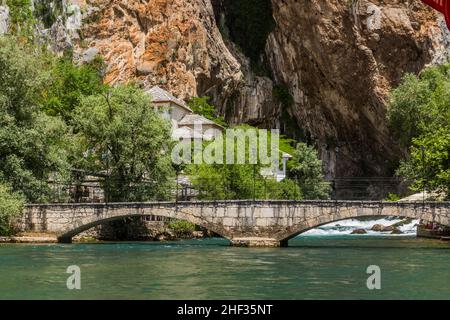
left=0, top=232, right=58, bottom=243
left=0, top=229, right=212, bottom=244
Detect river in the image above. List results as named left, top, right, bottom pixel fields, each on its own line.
left=2, top=231, right=450, bottom=299
left=1, top=217, right=450, bottom=300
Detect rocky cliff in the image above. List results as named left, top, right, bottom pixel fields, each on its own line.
left=4, top=0, right=449, bottom=178
left=265, top=0, right=450, bottom=177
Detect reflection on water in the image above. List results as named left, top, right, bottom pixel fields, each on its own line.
left=1, top=236, right=450, bottom=300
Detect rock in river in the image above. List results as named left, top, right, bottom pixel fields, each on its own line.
left=371, top=224, right=385, bottom=232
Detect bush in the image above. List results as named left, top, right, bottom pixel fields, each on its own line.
left=6, top=0, right=35, bottom=36
left=384, top=193, right=401, bottom=202
left=265, top=178, right=302, bottom=200
left=168, top=220, right=196, bottom=234
left=188, top=126, right=328, bottom=200
left=0, top=182, right=24, bottom=236
left=188, top=97, right=227, bottom=127
left=289, top=143, right=331, bottom=199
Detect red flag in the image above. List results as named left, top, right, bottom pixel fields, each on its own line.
left=421, top=0, right=450, bottom=29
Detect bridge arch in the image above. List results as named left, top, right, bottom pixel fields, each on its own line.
left=278, top=215, right=417, bottom=243
left=56, top=204, right=232, bottom=243
left=276, top=203, right=449, bottom=243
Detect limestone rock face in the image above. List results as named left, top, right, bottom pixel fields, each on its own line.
left=40, top=0, right=449, bottom=177
left=266, top=0, right=449, bottom=177
left=0, top=5, right=9, bottom=35
left=75, top=0, right=244, bottom=103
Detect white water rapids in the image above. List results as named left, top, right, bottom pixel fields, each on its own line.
left=301, top=217, right=419, bottom=237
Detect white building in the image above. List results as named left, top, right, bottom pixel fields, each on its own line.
left=146, top=86, right=224, bottom=141
left=146, top=86, right=290, bottom=182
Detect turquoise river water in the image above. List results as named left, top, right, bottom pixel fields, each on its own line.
left=1, top=235, right=450, bottom=300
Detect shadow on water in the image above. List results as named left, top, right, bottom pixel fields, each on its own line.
left=42, top=236, right=450, bottom=251
left=69, top=237, right=231, bottom=247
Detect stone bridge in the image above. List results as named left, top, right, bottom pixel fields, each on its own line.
left=19, top=200, right=450, bottom=247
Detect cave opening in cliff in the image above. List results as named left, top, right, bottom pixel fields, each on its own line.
left=212, top=0, right=275, bottom=74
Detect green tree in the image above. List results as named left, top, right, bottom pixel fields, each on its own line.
left=289, top=143, right=331, bottom=200
left=384, top=193, right=401, bottom=202
left=388, top=62, right=449, bottom=198
left=388, top=62, right=450, bottom=147
left=265, top=178, right=302, bottom=200
left=189, top=158, right=265, bottom=200
left=188, top=125, right=302, bottom=200
left=43, top=57, right=106, bottom=121
left=188, top=96, right=227, bottom=127
left=0, top=182, right=24, bottom=235
left=397, top=128, right=450, bottom=198
left=72, top=84, right=175, bottom=202
left=0, top=36, right=70, bottom=202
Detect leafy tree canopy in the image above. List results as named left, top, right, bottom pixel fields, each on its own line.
left=397, top=128, right=450, bottom=197
left=388, top=62, right=450, bottom=147
left=0, top=36, right=70, bottom=202
left=288, top=143, right=331, bottom=200
left=0, top=182, right=24, bottom=236
left=188, top=125, right=328, bottom=200
left=388, top=62, right=450, bottom=198
left=72, top=84, right=175, bottom=202
left=42, top=57, right=106, bottom=121
left=188, top=96, right=227, bottom=127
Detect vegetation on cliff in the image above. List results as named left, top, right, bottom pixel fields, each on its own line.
left=33, top=0, right=64, bottom=28
left=6, top=0, right=66, bottom=35
left=188, top=97, right=227, bottom=127
left=388, top=62, right=450, bottom=198
left=5, top=0, right=34, bottom=36
left=43, top=57, right=106, bottom=121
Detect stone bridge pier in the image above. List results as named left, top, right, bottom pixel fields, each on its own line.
left=18, top=201, right=450, bottom=247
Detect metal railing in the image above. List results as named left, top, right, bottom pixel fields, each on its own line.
left=45, top=175, right=410, bottom=203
